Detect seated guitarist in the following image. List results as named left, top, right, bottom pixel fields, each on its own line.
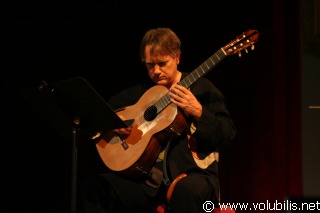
left=81, top=27, right=236, bottom=213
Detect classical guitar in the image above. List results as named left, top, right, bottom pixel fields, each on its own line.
left=96, top=29, right=260, bottom=178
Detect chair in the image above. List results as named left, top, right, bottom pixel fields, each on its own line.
left=154, top=173, right=236, bottom=213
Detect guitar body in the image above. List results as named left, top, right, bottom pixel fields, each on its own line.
left=96, top=85, right=187, bottom=177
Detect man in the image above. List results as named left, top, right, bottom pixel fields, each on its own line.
left=82, top=27, right=236, bottom=213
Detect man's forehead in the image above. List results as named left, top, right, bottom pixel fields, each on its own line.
left=147, top=54, right=170, bottom=61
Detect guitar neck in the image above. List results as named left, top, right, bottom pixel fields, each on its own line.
left=154, top=48, right=227, bottom=113
left=179, top=48, right=226, bottom=88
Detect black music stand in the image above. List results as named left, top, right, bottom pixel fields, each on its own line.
left=20, top=76, right=129, bottom=213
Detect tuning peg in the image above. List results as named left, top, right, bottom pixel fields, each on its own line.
left=245, top=48, right=248, bottom=53
left=251, top=44, right=255, bottom=50
left=238, top=51, right=242, bottom=57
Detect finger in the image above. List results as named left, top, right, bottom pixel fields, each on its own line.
left=175, top=85, right=188, bottom=93
left=171, top=87, right=185, bottom=97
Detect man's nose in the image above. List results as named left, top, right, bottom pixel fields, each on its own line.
left=153, top=64, right=162, bottom=73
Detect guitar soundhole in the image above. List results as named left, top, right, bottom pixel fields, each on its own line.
left=144, top=105, right=157, bottom=121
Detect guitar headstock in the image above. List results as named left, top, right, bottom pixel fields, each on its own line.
left=223, top=29, right=260, bottom=57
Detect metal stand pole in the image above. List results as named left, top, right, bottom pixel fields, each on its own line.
left=71, top=119, right=80, bottom=213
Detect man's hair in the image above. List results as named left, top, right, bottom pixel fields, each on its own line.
left=139, top=27, right=181, bottom=62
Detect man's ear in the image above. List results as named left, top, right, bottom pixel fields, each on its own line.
left=176, top=57, right=180, bottom=65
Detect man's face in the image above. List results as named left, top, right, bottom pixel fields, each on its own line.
left=144, top=45, right=180, bottom=87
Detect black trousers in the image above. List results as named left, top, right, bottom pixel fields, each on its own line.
left=81, top=172, right=217, bottom=213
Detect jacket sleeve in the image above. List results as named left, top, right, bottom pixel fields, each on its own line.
left=191, top=78, right=236, bottom=149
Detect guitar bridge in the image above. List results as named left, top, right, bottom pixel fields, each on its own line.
left=121, top=141, right=129, bottom=150
left=117, top=133, right=129, bottom=150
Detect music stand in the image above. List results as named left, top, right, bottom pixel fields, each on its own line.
left=20, top=76, right=128, bottom=213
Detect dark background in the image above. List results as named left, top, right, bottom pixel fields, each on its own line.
left=3, top=0, right=315, bottom=212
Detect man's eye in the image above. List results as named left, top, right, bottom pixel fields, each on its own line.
left=158, top=62, right=167, bottom=67
left=145, top=63, right=154, bottom=68
left=145, top=60, right=168, bottom=68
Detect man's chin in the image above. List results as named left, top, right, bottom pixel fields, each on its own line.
left=154, top=80, right=167, bottom=86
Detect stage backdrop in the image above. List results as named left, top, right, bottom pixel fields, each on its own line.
left=3, top=0, right=303, bottom=213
